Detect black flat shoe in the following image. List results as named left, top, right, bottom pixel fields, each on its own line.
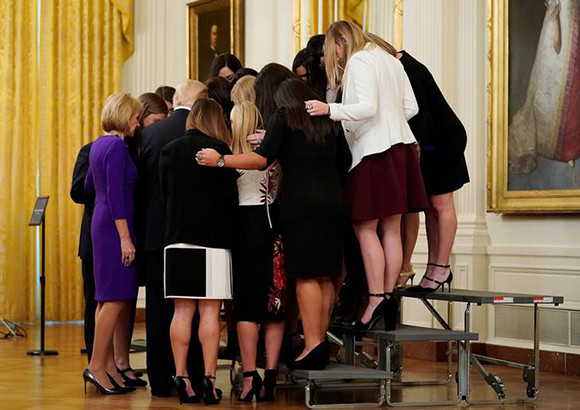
left=174, top=376, right=200, bottom=404
left=351, top=293, right=386, bottom=332
left=117, top=366, right=148, bottom=387
left=202, top=375, right=221, bottom=405
left=258, top=369, right=278, bottom=402
left=237, top=370, right=262, bottom=402
left=288, top=342, right=328, bottom=370
left=407, top=263, right=453, bottom=293
left=82, top=369, right=126, bottom=395
left=107, top=373, right=136, bottom=393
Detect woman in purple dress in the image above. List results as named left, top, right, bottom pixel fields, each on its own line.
left=83, top=92, right=143, bottom=395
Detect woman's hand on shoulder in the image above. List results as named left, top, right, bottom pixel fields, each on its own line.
left=195, top=148, right=219, bottom=167
left=247, top=129, right=265, bottom=146
left=305, top=100, right=330, bottom=117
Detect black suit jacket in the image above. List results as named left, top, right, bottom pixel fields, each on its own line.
left=160, top=129, right=238, bottom=249
left=70, top=142, right=94, bottom=261
left=140, top=108, right=190, bottom=252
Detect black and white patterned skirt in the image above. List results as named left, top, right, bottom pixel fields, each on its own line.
left=164, top=243, right=233, bottom=300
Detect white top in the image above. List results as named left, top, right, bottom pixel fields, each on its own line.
left=328, top=45, right=419, bottom=170
left=237, top=164, right=281, bottom=206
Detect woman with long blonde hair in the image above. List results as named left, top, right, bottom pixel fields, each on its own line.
left=229, top=101, right=285, bottom=401
left=306, top=21, right=429, bottom=331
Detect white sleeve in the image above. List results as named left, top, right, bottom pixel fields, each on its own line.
left=402, top=69, right=419, bottom=120
left=328, top=54, right=378, bottom=122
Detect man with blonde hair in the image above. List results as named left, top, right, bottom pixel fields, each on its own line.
left=139, top=79, right=207, bottom=396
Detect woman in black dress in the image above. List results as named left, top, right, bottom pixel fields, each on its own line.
left=160, top=98, right=238, bottom=405
left=196, top=78, right=351, bottom=370
left=396, top=50, right=470, bottom=292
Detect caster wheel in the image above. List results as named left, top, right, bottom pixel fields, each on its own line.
left=527, top=387, right=537, bottom=399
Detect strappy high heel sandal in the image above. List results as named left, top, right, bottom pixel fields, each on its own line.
left=395, top=265, right=416, bottom=289
left=351, top=293, right=386, bottom=332
left=202, top=375, right=221, bottom=405
left=382, top=293, right=398, bottom=331
left=174, top=375, right=200, bottom=404
left=258, top=369, right=278, bottom=402
left=237, top=370, right=262, bottom=402
left=406, top=263, right=453, bottom=293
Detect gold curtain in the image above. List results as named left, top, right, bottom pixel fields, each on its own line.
left=39, top=0, right=134, bottom=321
left=0, top=0, right=38, bottom=322
left=295, top=0, right=367, bottom=53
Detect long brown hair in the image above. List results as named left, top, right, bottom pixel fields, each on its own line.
left=274, top=78, right=336, bottom=145
left=324, top=20, right=397, bottom=89
left=137, top=92, right=168, bottom=127
left=186, top=98, right=231, bottom=144
left=254, top=63, right=298, bottom=127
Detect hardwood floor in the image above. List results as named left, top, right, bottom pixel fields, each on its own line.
left=1, top=323, right=579, bottom=409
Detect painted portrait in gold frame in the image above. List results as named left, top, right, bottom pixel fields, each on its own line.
left=488, top=0, right=580, bottom=213
left=187, top=0, right=244, bottom=82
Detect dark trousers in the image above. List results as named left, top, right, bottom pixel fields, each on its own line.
left=82, top=259, right=98, bottom=363
left=145, top=250, right=204, bottom=395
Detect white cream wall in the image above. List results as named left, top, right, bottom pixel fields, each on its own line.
left=124, top=0, right=580, bottom=354
left=122, top=0, right=294, bottom=96
left=401, top=0, right=580, bottom=353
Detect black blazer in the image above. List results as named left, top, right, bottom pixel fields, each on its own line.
left=160, top=129, right=238, bottom=249
left=70, top=142, right=94, bottom=261
left=139, top=109, right=190, bottom=252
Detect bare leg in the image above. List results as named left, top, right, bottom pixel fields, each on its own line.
left=113, top=301, right=137, bottom=379
left=379, top=214, right=403, bottom=294
left=397, top=213, right=420, bottom=286
left=198, top=299, right=222, bottom=400
left=418, top=193, right=457, bottom=289
left=88, top=300, right=126, bottom=390
left=237, top=321, right=259, bottom=398
left=332, top=258, right=347, bottom=302
left=264, top=321, right=285, bottom=370
left=353, top=219, right=385, bottom=324
left=170, top=298, right=197, bottom=397
left=295, top=278, right=323, bottom=360
left=319, top=277, right=335, bottom=335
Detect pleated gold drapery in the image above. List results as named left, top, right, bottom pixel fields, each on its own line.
left=38, top=0, right=134, bottom=321
left=295, top=0, right=367, bottom=53
left=0, top=0, right=38, bottom=322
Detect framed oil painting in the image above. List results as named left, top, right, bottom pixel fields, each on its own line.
left=488, top=0, right=580, bottom=213
left=187, top=0, right=244, bottom=82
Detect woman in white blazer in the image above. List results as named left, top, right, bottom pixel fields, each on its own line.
left=306, top=21, right=429, bottom=331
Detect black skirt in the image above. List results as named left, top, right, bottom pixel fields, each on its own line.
left=232, top=205, right=285, bottom=322
left=419, top=146, right=470, bottom=196
left=281, top=216, right=344, bottom=280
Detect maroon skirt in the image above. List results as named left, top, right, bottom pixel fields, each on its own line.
left=346, top=143, right=429, bottom=221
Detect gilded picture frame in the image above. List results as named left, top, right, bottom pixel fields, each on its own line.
left=487, top=0, right=580, bottom=213
left=187, top=0, right=244, bottom=82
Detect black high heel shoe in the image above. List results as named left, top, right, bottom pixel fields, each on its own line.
left=407, top=263, right=454, bottom=293
left=383, top=293, right=398, bottom=331
left=117, top=366, right=148, bottom=387
left=174, top=376, right=200, bottom=404
left=82, top=369, right=126, bottom=395
left=202, top=375, right=221, bottom=405
left=351, top=293, right=386, bottom=332
left=288, top=341, right=329, bottom=370
left=107, top=373, right=136, bottom=393
left=258, top=369, right=278, bottom=402
left=237, top=370, right=262, bottom=402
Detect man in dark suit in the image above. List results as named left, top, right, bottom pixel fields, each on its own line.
left=70, top=142, right=97, bottom=362
left=140, top=80, right=207, bottom=397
